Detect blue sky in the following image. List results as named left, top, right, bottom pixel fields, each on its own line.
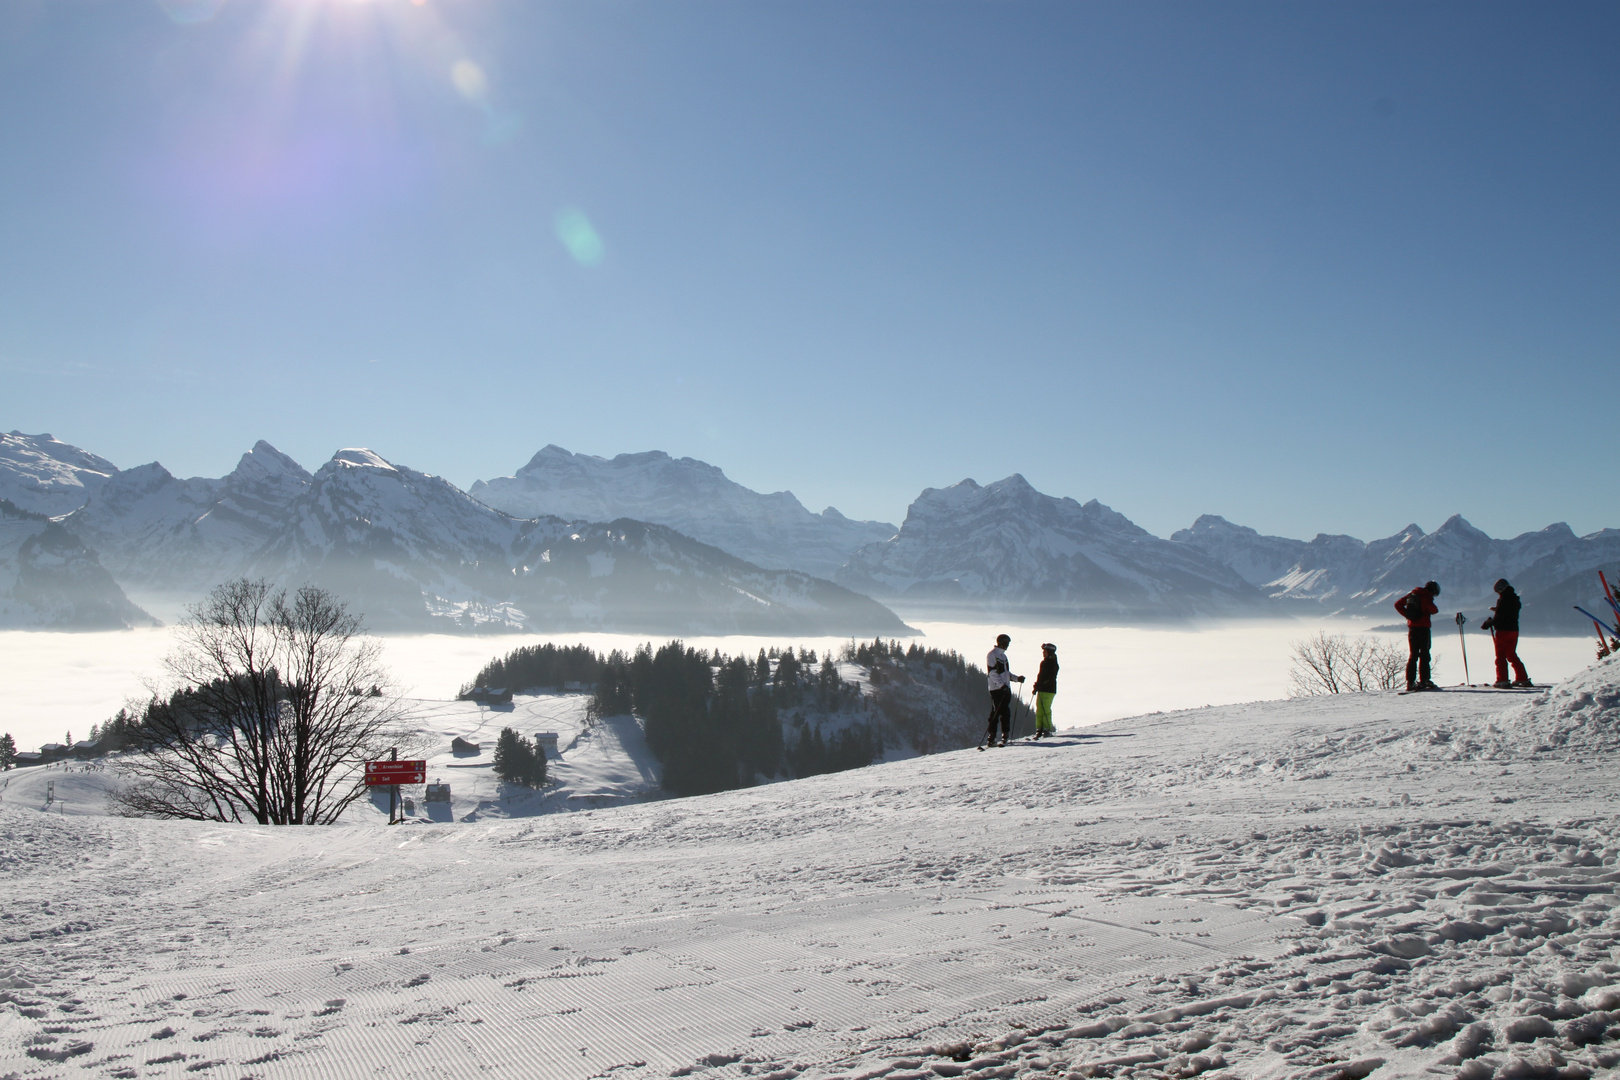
left=1, top=0, right=1614, bottom=542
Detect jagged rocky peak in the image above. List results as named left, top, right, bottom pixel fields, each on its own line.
left=102, top=460, right=178, bottom=491
left=229, top=441, right=310, bottom=484
left=1173, top=514, right=1256, bottom=541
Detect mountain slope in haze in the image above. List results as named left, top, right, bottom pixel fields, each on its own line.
left=250, top=448, right=913, bottom=637
left=62, top=441, right=313, bottom=605
left=0, top=500, right=156, bottom=629
left=835, top=475, right=1275, bottom=622
left=1173, top=513, right=1618, bottom=632
left=0, top=431, right=120, bottom=517
left=470, top=445, right=896, bottom=577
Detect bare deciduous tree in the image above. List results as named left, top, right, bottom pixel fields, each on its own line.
left=114, top=579, right=405, bottom=824
left=1288, top=632, right=1410, bottom=697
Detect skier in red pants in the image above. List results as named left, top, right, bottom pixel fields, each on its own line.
left=1480, top=578, right=1533, bottom=688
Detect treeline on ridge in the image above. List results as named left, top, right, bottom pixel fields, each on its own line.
left=466, top=638, right=992, bottom=797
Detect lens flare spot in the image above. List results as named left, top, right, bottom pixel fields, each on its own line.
left=555, top=209, right=605, bottom=267
left=156, top=0, right=226, bottom=24
left=451, top=60, right=489, bottom=103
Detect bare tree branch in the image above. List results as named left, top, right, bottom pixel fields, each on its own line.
left=113, top=580, right=407, bottom=825
left=1289, top=632, right=1407, bottom=697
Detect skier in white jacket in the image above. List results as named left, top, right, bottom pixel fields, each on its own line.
left=983, top=633, right=1024, bottom=748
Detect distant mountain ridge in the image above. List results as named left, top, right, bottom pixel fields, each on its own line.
left=0, top=433, right=909, bottom=636
left=470, top=445, right=895, bottom=578
left=1171, top=514, right=1620, bottom=633
left=2, top=429, right=1612, bottom=634
left=836, top=475, right=1276, bottom=622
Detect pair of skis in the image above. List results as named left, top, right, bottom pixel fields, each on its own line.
left=1398, top=684, right=1548, bottom=696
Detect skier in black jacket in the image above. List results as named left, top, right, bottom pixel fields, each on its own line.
left=1480, top=578, right=1533, bottom=688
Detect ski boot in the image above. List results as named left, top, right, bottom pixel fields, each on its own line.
left=1512, top=678, right=1535, bottom=688
left=1418, top=681, right=1440, bottom=692
left=1493, top=679, right=1512, bottom=689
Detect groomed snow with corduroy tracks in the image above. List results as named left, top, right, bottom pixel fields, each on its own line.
left=5, top=658, right=1620, bottom=1080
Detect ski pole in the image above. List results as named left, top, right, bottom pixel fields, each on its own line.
left=1585, top=616, right=1611, bottom=658
left=1454, top=612, right=1470, bottom=686
left=1575, top=605, right=1620, bottom=638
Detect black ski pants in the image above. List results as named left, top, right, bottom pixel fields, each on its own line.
left=1406, top=627, right=1432, bottom=686
left=985, top=685, right=1012, bottom=743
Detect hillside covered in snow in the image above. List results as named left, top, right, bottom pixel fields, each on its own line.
left=5, top=658, right=1620, bottom=1080
left=0, top=431, right=119, bottom=518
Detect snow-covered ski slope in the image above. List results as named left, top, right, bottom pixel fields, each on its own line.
left=6, top=658, right=1620, bottom=1080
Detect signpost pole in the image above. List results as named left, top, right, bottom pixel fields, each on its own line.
left=389, top=747, right=398, bottom=825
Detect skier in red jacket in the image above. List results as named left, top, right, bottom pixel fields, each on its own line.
left=1397, top=581, right=1441, bottom=691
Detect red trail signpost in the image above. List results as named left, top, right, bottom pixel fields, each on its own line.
left=364, top=755, right=425, bottom=824
left=364, top=760, right=426, bottom=785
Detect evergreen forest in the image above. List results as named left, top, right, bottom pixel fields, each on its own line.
left=468, top=638, right=1003, bottom=798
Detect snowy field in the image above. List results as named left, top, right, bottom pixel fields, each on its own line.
left=0, top=621, right=1602, bottom=752
left=5, top=656, right=1620, bottom=1080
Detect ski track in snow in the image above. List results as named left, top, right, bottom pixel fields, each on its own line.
left=5, top=659, right=1620, bottom=1080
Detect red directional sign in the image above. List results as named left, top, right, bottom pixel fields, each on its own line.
left=364, top=760, right=426, bottom=786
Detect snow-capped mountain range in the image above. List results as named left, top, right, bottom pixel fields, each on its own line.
left=242, top=448, right=906, bottom=637
left=1171, top=514, right=1620, bottom=631
left=0, top=434, right=908, bottom=636
left=1, top=429, right=1613, bottom=633
left=469, top=445, right=896, bottom=578
left=835, top=475, right=1276, bottom=621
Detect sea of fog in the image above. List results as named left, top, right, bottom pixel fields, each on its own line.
left=0, top=619, right=1602, bottom=753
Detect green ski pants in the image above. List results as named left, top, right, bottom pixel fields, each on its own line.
left=1034, top=691, right=1055, bottom=732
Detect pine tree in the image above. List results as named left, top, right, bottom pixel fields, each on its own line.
left=0, top=733, right=15, bottom=770
left=492, top=728, right=547, bottom=789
